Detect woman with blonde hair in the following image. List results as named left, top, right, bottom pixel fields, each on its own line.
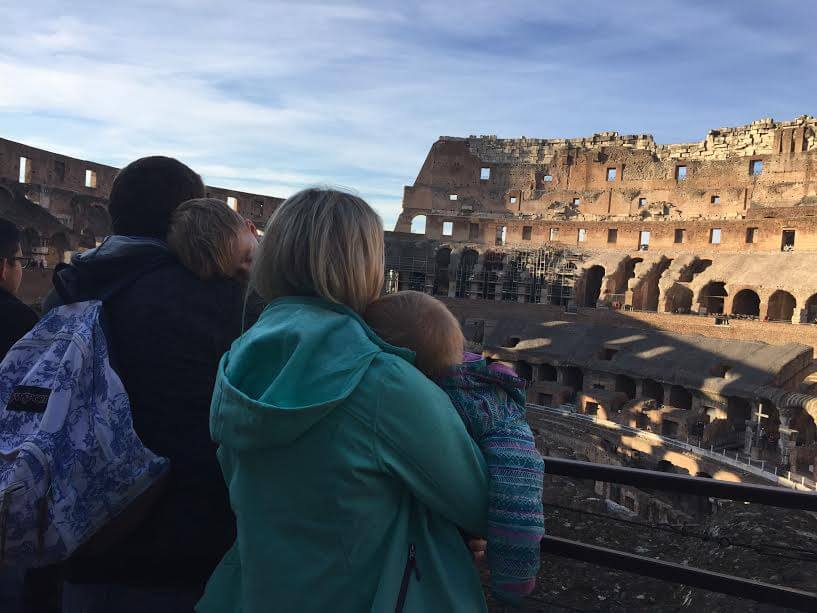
left=198, top=188, right=489, bottom=613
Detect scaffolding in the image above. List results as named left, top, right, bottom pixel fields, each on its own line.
left=455, top=246, right=584, bottom=305
left=386, top=244, right=585, bottom=306
left=497, top=247, right=584, bottom=305
left=384, top=254, right=433, bottom=294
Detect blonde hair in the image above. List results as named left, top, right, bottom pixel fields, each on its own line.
left=364, top=291, right=464, bottom=378
left=167, top=198, right=248, bottom=280
left=251, top=188, right=384, bottom=314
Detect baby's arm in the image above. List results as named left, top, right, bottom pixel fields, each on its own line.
left=482, top=418, right=545, bottom=605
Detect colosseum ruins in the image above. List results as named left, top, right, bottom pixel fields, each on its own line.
left=385, top=115, right=817, bottom=487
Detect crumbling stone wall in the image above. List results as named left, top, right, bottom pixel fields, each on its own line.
left=0, top=137, right=283, bottom=250
left=397, top=116, right=817, bottom=252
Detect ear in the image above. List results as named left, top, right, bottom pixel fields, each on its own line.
left=0, top=259, right=8, bottom=282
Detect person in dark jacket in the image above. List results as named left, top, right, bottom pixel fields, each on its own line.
left=47, top=157, right=253, bottom=612
left=0, top=218, right=38, bottom=358
left=0, top=218, right=38, bottom=613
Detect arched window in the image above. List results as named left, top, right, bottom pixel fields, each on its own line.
left=410, top=215, right=427, bottom=235
left=699, top=281, right=727, bottom=315
left=582, top=266, right=605, bottom=307
left=767, top=290, right=796, bottom=322
left=731, top=289, right=760, bottom=317
left=805, top=293, right=817, bottom=323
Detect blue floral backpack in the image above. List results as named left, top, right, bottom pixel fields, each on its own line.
left=0, top=299, right=169, bottom=567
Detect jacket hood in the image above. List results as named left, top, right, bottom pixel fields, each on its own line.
left=440, top=357, right=528, bottom=407
left=210, top=296, right=413, bottom=450
left=54, top=235, right=176, bottom=303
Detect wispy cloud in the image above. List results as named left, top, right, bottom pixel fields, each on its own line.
left=1, top=0, right=815, bottom=228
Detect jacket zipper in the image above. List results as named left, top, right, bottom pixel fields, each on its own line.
left=394, top=543, right=422, bottom=613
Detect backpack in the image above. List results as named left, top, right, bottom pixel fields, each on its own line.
left=0, top=300, right=169, bottom=567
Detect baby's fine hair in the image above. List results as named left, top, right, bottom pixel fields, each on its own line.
left=167, top=198, right=247, bottom=280
left=365, top=290, right=464, bottom=379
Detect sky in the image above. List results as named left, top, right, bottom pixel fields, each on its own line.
left=1, top=0, right=816, bottom=229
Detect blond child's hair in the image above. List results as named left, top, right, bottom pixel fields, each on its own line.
left=167, top=198, right=248, bottom=280
left=251, top=188, right=384, bottom=314
left=365, top=291, right=464, bottom=378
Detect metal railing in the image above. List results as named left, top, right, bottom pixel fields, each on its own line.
left=538, top=456, right=817, bottom=611
left=527, top=402, right=817, bottom=610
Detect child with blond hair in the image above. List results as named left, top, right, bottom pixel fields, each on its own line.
left=365, top=290, right=545, bottom=605
left=167, top=198, right=257, bottom=282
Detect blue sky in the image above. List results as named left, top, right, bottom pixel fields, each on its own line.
left=1, top=0, right=815, bottom=229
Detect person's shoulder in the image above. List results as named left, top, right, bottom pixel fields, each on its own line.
left=365, top=351, right=453, bottom=414
left=128, top=262, right=245, bottom=304
left=0, top=293, right=38, bottom=323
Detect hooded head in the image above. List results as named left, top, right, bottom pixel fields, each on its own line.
left=108, top=156, right=205, bottom=239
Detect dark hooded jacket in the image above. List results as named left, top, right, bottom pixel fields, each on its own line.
left=48, top=236, right=253, bottom=588
left=0, top=288, right=38, bottom=358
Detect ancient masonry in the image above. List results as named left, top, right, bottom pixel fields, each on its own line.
left=386, top=116, right=817, bottom=481
left=0, top=137, right=283, bottom=265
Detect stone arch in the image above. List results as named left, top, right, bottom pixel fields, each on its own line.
left=538, top=363, right=558, bottom=382
left=632, top=257, right=672, bottom=311
left=581, top=265, right=605, bottom=307
left=668, top=385, right=692, bottom=410
left=433, top=247, right=452, bottom=296
left=19, top=227, right=41, bottom=255
left=664, top=283, right=692, bottom=313
left=516, top=362, right=533, bottom=382
left=731, top=288, right=760, bottom=317
left=805, top=293, right=817, bottom=323
left=642, top=379, right=664, bottom=403
left=410, top=214, right=427, bottom=235
left=617, top=257, right=643, bottom=293
left=49, top=232, right=70, bottom=265
left=767, top=290, right=796, bottom=322
left=455, top=248, right=479, bottom=298
left=699, top=281, right=727, bottom=315
left=727, top=397, right=752, bottom=427
left=561, top=366, right=584, bottom=395
left=615, top=375, right=636, bottom=400
left=79, top=227, right=96, bottom=249
left=793, top=411, right=817, bottom=446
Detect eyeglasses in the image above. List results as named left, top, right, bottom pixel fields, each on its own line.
left=5, top=256, right=32, bottom=270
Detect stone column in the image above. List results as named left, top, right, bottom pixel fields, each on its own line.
left=722, top=293, right=735, bottom=316
left=778, top=407, right=799, bottom=465
left=662, top=384, right=673, bottom=408
left=469, top=254, right=485, bottom=300
left=744, top=422, right=755, bottom=455
left=447, top=249, right=461, bottom=298
left=758, top=299, right=770, bottom=322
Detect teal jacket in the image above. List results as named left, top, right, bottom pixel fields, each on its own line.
left=197, top=297, right=489, bottom=613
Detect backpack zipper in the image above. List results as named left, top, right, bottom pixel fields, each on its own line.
left=394, top=543, right=422, bottom=613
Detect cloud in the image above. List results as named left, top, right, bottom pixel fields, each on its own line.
left=0, top=0, right=816, bottom=230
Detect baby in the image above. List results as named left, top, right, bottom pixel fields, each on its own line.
left=365, top=290, right=545, bottom=605
left=167, top=198, right=258, bottom=282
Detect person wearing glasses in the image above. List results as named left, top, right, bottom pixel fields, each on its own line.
left=0, top=218, right=38, bottom=358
